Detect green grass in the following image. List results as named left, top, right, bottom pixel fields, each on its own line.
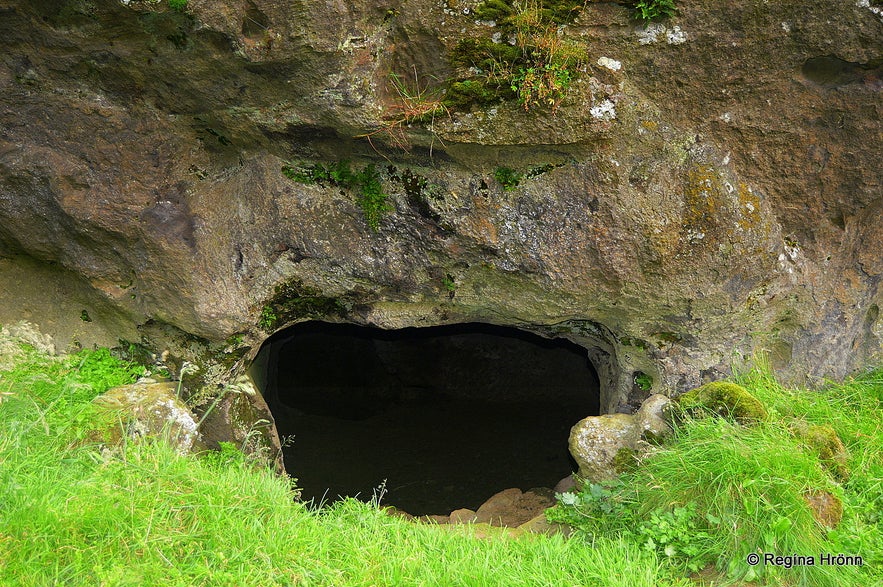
left=551, top=360, right=883, bottom=586
left=2, top=341, right=879, bottom=586
left=0, top=342, right=673, bottom=586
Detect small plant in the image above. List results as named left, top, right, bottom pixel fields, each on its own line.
left=377, top=71, right=449, bottom=150
left=494, top=166, right=522, bottom=191
left=635, top=372, right=653, bottom=391
left=168, top=0, right=187, bottom=11
left=631, top=0, right=677, bottom=23
left=452, top=0, right=587, bottom=112
left=80, top=310, right=92, bottom=323
left=352, top=164, right=392, bottom=231
left=282, top=160, right=391, bottom=231
left=636, top=503, right=714, bottom=573
left=258, top=306, right=278, bottom=331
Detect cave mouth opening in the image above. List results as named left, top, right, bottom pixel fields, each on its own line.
left=252, top=321, right=601, bottom=516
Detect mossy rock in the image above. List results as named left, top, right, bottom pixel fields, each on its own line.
left=790, top=422, right=850, bottom=481
left=676, top=381, right=768, bottom=425
left=803, top=489, right=843, bottom=529
left=611, top=446, right=640, bottom=473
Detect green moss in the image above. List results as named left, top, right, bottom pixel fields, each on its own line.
left=790, top=422, right=851, bottom=481
left=474, top=0, right=585, bottom=26
left=281, top=161, right=391, bottom=231
left=612, top=447, right=639, bottom=474
left=442, top=79, right=513, bottom=109
left=449, top=39, right=522, bottom=72
left=258, top=279, right=345, bottom=332
left=634, top=372, right=653, bottom=392
left=677, top=381, right=769, bottom=425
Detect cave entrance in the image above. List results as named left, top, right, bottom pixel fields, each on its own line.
left=251, top=321, right=600, bottom=516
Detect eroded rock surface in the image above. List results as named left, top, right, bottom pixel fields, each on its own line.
left=0, top=0, right=880, bottom=421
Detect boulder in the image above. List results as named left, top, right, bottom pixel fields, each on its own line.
left=92, top=382, right=200, bottom=454
left=676, top=382, right=768, bottom=424
left=790, top=421, right=850, bottom=481
left=569, top=394, right=674, bottom=481
left=473, top=488, right=556, bottom=527
left=803, top=490, right=843, bottom=529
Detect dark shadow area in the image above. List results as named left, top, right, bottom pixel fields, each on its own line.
left=254, top=321, right=600, bottom=515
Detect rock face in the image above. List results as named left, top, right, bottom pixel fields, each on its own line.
left=0, top=0, right=881, bottom=445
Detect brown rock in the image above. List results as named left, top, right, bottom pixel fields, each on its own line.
left=804, top=490, right=843, bottom=529
left=474, top=488, right=556, bottom=527
left=448, top=509, right=478, bottom=524
left=517, top=514, right=574, bottom=537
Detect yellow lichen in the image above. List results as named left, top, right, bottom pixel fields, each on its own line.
left=736, top=182, right=762, bottom=230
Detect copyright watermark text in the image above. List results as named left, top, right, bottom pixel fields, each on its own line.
left=746, top=552, right=863, bottom=568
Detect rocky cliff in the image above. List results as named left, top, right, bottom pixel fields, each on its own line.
left=1, top=0, right=881, bottom=415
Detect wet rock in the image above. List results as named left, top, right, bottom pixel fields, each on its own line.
left=553, top=475, right=577, bottom=495
left=473, top=487, right=556, bottom=527
left=449, top=508, right=478, bottom=524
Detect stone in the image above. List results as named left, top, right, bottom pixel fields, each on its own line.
left=473, top=488, right=556, bottom=527
left=92, top=382, right=200, bottom=454
left=553, top=475, right=577, bottom=494
left=676, top=382, right=769, bottom=425
left=790, top=421, right=851, bottom=481
left=517, top=513, right=574, bottom=537
left=381, top=506, right=414, bottom=521
left=568, top=413, right=642, bottom=482
left=569, top=394, right=676, bottom=481
left=803, top=490, right=843, bottom=529
left=448, top=508, right=478, bottom=524
left=634, top=393, right=673, bottom=444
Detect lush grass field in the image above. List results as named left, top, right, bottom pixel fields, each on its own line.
left=0, top=341, right=880, bottom=586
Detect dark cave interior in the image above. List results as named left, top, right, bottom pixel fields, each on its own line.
left=253, top=321, right=600, bottom=515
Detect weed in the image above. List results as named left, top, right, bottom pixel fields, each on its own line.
left=358, top=70, right=450, bottom=154
left=494, top=166, right=522, bottom=191
left=282, top=160, right=391, bottom=231
left=258, top=306, right=278, bottom=331
left=80, top=309, right=92, bottom=322
left=353, top=164, right=392, bottom=231
left=550, top=364, right=882, bottom=585
left=634, top=371, right=653, bottom=391
left=631, top=0, right=677, bottom=23
left=450, top=0, right=588, bottom=112
left=442, top=273, right=456, bottom=293
left=168, top=0, right=187, bottom=11
left=636, top=503, right=714, bottom=573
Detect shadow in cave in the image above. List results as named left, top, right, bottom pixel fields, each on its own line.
left=253, top=321, right=600, bottom=516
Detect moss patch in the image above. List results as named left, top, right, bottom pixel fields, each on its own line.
left=790, top=422, right=851, bottom=481
left=677, top=381, right=769, bottom=425
left=258, top=279, right=345, bottom=332
left=612, top=447, right=640, bottom=474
